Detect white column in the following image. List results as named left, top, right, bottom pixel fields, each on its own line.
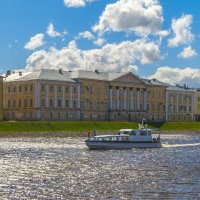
left=176, top=93, right=179, bottom=113
left=77, top=84, right=81, bottom=119
left=143, top=89, right=147, bottom=111
left=35, top=82, right=40, bottom=119
left=46, top=84, right=49, bottom=108
left=54, top=85, right=57, bottom=108
left=35, top=82, right=38, bottom=108
left=182, top=94, right=184, bottom=112
left=123, top=88, right=127, bottom=110
left=130, top=89, right=133, bottom=110
left=62, top=85, right=65, bottom=108
left=191, top=93, right=194, bottom=120
left=109, top=87, right=112, bottom=110
left=165, top=91, right=168, bottom=121
left=38, top=83, right=40, bottom=108
left=137, top=88, right=140, bottom=110
left=117, top=87, right=119, bottom=110
left=78, top=84, right=81, bottom=109
left=70, top=84, right=73, bottom=109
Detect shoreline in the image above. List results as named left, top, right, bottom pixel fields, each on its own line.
left=0, top=130, right=200, bottom=138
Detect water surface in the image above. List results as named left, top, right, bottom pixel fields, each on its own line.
left=0, top=135, right=199, bottom=199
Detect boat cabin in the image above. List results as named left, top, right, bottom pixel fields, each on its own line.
left=92, top=129, right=154, bottom=142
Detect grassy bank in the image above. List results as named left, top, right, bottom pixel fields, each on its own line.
left=0, top=121, right=200, bottom=133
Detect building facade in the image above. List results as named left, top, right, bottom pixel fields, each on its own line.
left=194, top=89, right=200, bottom=121
left=0, top=76, right=3, bottom=121
left=2, top=69, right=196, bottom=122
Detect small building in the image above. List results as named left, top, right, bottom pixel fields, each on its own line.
left=194, top=89, right=200, bottom=122
left=0, top=76, right=3, bottom=121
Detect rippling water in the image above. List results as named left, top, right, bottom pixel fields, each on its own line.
left=0, top=135, right=200, bottom=200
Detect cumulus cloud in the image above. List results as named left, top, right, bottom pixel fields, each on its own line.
left=178, top=46, right=197, bottom=59
left=168, top=15, right=194, bottom=47
left=47, top=23, right=64, bottom=38
left=75, top=31, right=94, bottom=40
left=93, top=0, right=164, bottom=36
left=24, top=34, right=45, bottom=50
left=149, top=66, right=200, bottom=87
left=64, top=0, right=97, bottom=8
left=25, top=39, right=161, bottom=73
left=94, top=37, right=106, bottom=46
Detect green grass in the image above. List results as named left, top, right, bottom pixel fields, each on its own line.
left=0, top=121, right=200, bottom=133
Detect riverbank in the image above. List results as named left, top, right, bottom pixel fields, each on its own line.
left=0, top=121, right=200, bottom=137
left=0, top=130, right=200, bottom=138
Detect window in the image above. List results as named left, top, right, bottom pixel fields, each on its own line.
left=24, top=100, right=27, bottom=107
left=81, top=101, right=84, bottom=109
left=19, top=86, right=21, bottom=92
left=58, top=99, right=62, bottom=107
left=73, top=87, right=76, bottom=93
left=49, top=85, right=53, bottom=92
left=140, top=131, right=147, bottom=136
left=58, top=86, right=62, bottom=92
left=50, top=99, right=53, bottom=107
left=66, top=100, right=69, bottom=107
left=18, top=100, right=21, bottom=108
left=30, top=99, right=33, bottom=107
left=13, top=86, right=16, bottom=92
left=66, top=113, right=68, bottom=119
left=73, top=100, right=76, bottom=108
left=81, top=86, right=84, bottom=93
left=41, top=99, right=45, bottom=107
left=58, top=112, right=61, bottom=120
left=8, top=86, right=11, bottom=93
left=41, top=84, right=45, bottom=91
left=30, top=85, right=33, bottom=92
left=97, top=88, right=100, bottom=95
left=50, top=112, right=53, bottom=119
left=25, top=85, right=27, bottom=92
left=13, top=100, right=16, bottom=107
left=66, top=87, right=69, bottom=93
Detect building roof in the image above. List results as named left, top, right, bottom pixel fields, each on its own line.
left=167, top=85, right=195, bottom=92
left=4, top=69, right=132, bottom=83
left=69, top=70, right=127, bottom=81
left=4, top=69, right=75, bottom=83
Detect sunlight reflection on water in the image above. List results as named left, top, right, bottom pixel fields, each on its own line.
left=0, top=135, right=199, bottom=199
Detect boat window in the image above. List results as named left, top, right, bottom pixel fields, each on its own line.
left=123, top=131, right=130, bottom=135
left=130, top=131, right=136, bottom=135
left=140, top=131, right=147, bottom=136
left=147, top=131, right=151, bottom=136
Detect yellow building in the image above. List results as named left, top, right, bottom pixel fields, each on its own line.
left=166, top=85, right=194, bottom=121
left=2, top=69, right=196, bottom=122
left=194, top=89, right=200, bottom=121
left=0, top=75, right=3, bottom=121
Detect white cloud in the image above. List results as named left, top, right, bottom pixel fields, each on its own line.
left=24, top=34, right=45, bottom=50
left=168, top=15, right=194, bottom=47
left=94, top=37, right=106, bottom=46
left=149, top=66, right=200, bottom=87
left=75, top=31, right=94, bottom=40
left=178, top=46, right=197, bottom=59
left=25, top=39, right=161, bottom=73
left=47, top=23, right=63, bottom=38
left=64, top=0, right=97, bottom=8
left=93, top=0, right=164, bottom=36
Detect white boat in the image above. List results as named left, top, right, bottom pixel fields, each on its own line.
left=85, top=124, right=161, bottom=149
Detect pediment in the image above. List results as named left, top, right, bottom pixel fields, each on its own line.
left=111, top=73, right=144, bottom=85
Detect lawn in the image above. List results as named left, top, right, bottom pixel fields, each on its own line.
left=0, top=121, right=200, bottom=133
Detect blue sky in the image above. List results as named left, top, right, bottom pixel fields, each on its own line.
left=0, top=0, right=200, bottom=87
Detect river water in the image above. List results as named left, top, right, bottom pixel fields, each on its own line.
left=0, top=134, right=199, bottom=200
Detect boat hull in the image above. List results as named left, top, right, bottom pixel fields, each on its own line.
left=85, top=140, right=161, bottom=149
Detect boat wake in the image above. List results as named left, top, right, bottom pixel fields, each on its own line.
left=163, top=143, right=200, bottom=148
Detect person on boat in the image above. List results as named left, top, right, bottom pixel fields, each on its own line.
left=93, top=129, right=96, bottom=137
left=86, top=131, right=91, bottom=138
